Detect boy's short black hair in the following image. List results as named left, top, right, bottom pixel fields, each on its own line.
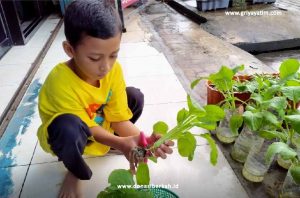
left=64, top=0, right=122, bottom=47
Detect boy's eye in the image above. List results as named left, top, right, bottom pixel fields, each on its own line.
left=89, top=57, right=101, bottom=61
left=110, top=54, right=118, bottom=59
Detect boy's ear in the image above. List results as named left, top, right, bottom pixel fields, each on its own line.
left=62, top=41, right=75, bottom=58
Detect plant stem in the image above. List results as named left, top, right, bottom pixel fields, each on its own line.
left=150, top=114, right=198, bottom=149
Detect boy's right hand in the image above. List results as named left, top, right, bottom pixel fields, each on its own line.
left=119, top=133, right=174, bottom=174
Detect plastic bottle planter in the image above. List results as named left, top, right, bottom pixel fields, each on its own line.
left=242, top=139, right=273, bottom=182
left=216, top=109, right=238, bottom=144
left=230, top=126, right=263, bottom=163
left=277, top=154, right=293, bottom=170
left=280, top=166, right=300, bottom=198
left=206, top=76, right=251, bottom=105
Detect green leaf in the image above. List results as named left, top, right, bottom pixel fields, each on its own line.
left=251, top=93, right=263, bottom=104
left=98, top=188, right=153, bottom=198
left=281, top=86, right=300, bottom=103
left=285, top=115, right=300, bottom=133
left=178, top=132, right=196, bottom=161
left=108, top=169, right=134, bottom=186
left=193, top=121, right=217, bottom=130
left=245, top=80, right=258, bottom=93
left=187, top=95, right=205, bottom=116
left=279, top=59, right=300, bottom=80
left=153, top=121, right=168, bottom=135
left=257, top=130, right=287, bottom=141
left=148, top=157, right=157, bottom=163
left=265, top=142, right=297, bottom=164
left=229, top=114, right=243, bottom=136
left=203, top=105, right=225, bottom=122
left=263, top=97, right=288, bottom=112
left=290, top=165, right=300, bottom=184
left=177, top=108, right=189, bottom=125
left=263, top=110, right=281, bottom=127
left=190, top=77, right=208, bottom=89
left=263, top=85, right=281, bottom=100
left=232, top=64, right=245, bottom=75
left=243, top=111, right=263, bottom=131
left=208, top=66, right=234, bottom=92
left=245, top=104, right=256, bottom=112
left=136, top=163, right=150, bottom=185
left=200, top=133, right=218, bottom=165
left=286, top=79, right=300, bottom=86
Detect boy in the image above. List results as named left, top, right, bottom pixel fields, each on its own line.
left=37, top=0, right=174, bottom=197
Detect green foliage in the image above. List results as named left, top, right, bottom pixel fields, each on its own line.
left=290, top=165, right=300, bottom=184
left=177, top=108, right=189, bottom=125
left=257, top=130, right=287, bottom=142
left=243, top=111, right=263, bottom=131
left=136, top=163, right=150, bottom=185
left=279, top=59, right=300, bottom=80
left=152, top=95, right=224, bottom=165
left=98, top=169, right=153, bottom=198
left=178, top=132, right=197, bottom=161
left=108, top=169, right=134, bottom=186
left=200, top=133, right=218, bottom=165
left=153, top=121, right=169, bottom=135
left=284, top=115, right=300, bottom=133
left=265, top=142, right=297, bottom=164
left=229, top=114, right=243, bottom=136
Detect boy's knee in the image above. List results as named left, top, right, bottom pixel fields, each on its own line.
left=126, top=87, right=144, bottom=108
left=48, top=114, right=91, bottom=141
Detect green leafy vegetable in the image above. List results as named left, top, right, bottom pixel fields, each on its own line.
left=153, top=121, right=169, bottom=135
left=136, top=163, right=150, bottom=185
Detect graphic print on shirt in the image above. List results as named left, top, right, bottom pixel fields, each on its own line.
left=85, top=89, right=112, bottom=125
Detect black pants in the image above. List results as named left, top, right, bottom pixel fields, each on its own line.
left=47, top=87, right=144, bottom=180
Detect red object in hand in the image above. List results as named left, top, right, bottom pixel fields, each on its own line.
left=139, top=132, right=151, bottom=163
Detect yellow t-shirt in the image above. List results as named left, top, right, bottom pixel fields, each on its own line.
left=37, top=61, right=133, bottom=156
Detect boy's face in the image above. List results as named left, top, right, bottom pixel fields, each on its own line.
left=64, top=34, right=121, bottom=83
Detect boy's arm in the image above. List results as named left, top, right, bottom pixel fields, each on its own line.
left=89, top=126, right=139, bottom=154
left=111, top=120, right=140, bottom=137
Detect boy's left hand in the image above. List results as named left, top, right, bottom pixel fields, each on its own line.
left=146, top=133, right=174, bottom=159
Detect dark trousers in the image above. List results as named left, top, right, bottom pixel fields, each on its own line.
left=47, top=87, right=144, bottom=180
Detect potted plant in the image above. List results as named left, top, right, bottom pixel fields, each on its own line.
left=281, top=161, right=300, bottom=198
left=230, top=59, right=300, bottom=164
left=98, top=94, right=225, bottom=197
left=192, top=65, right=246, bottom=144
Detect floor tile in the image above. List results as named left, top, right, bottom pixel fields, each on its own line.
left=148, top=145, right=248, bottom=198
left=122, top=30, right=148, bottom=43
left=0, top=46, right=41, bottom=65
left=21, top=144, right=248, bottom=198
left=41, top=44, right=68, bottom=64
left=0, top=84, right=19, bottom=117
left=34, top=61, right=59, bottom=83
left=0, top=64, right=31, bottom=85
left=119, top=42, right=161, bottom=58
left=31, top=143, right=58, bottom=165
left=118, top=55, right=174, bottom=78
left=0, top=81, right=41, bottom=168
left=0, top=165, right=28, bottom=198
left=126, top=74, right=187, bottom=105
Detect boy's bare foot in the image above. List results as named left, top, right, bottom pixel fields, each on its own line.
left=58, top=171, right=82, bottom=198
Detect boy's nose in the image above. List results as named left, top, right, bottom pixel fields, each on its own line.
left=99, top=60, right=110, bottom=72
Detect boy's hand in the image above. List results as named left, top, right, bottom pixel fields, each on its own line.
left=147, top=133, right=174, bottom=159
left=119, top=133, right=174, bottom=174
